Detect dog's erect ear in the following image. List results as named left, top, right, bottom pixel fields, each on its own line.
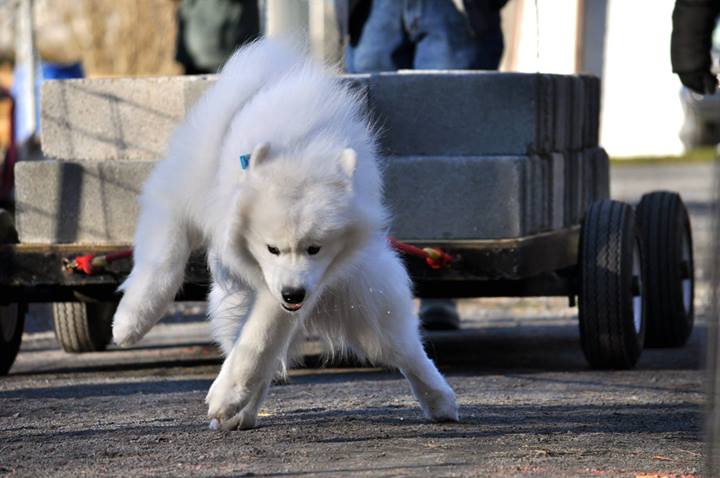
left=250, top=142, right=270, bottom=169
left=339, top=148, right=357, bottom=178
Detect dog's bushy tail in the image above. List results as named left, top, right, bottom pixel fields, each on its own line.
left=112, top=39, right=307, bottom=346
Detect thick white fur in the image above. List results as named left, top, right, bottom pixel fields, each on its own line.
left=112, top=39, right=458, bottom=430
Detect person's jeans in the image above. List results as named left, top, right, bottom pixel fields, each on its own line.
left=345, top=0, right=504, bottom=73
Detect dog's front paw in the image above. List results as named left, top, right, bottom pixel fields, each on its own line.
left=423, top=387, right=460, bottom=423
left=112, top=307, right=144, bottom=347
left=205, top=374, right=253, bottom=430
left=209, top=409, right=257, bottom=431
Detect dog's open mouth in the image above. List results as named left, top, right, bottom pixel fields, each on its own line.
left=282, top=303, right=303, bottom=312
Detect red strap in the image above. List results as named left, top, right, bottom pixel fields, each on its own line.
left=64, top=249, right=133, bottom=275
left=104, top=249, right=133, bottom=262
left=65, top=239, right=452, bottom=276
left=388, top=237, right=454, bottom=269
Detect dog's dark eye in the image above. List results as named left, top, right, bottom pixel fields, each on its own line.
left=267, top=245, right=280, bottom=255
left=307, top=245, right=321, bottom=255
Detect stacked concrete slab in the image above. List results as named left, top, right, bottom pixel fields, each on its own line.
left=356, top=72, right=607, bottom=239
left=16, top=71, right=608, bottom=244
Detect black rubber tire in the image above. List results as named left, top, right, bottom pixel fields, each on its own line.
left=0, top=208, right=24, bottom=375
left=636, top=191, right=694, bottom=348
left=579, top=200, right=645, bottom=369
left=52, top=302, right=116, bottom=353
left=0, top=304, right=26, bottom=375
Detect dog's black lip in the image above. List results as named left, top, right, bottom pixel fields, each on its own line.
left=282, top=303, right=303, bottom=312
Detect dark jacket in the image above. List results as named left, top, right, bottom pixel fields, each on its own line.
left=671, top=0, right=720, bottom=75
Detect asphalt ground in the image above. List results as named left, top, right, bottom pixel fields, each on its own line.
left=0, top=161, right=715, bottom=477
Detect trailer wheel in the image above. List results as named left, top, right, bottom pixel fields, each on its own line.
left=636, top=191, right=694, bottom=347
left=0, top=304, right=26, bottom=375
left=0, top=208, right=24, bottom=375
left=53, top=302, right=116, bottom=353
left=579, top=200, right=645, bottom=369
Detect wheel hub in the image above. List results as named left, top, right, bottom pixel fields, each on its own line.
left=632, top=241, right=643, bottom=335
left=680, top=227, right=693, bottom=316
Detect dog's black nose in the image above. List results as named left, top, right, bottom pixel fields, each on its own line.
left=282, top=287, right=305, bottom=304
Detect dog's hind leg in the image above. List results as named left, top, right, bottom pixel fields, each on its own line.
left=112, top=202, right=195, bottom=346
left=206, top=288, right=299, bottom=430
left=342, top=245, right=459, bottom=422
left=388, top=330, right=459, bottom=422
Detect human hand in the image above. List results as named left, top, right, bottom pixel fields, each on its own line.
left=679, top=70, right=719, bottom=95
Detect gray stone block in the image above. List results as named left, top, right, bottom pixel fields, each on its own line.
left=563, top=151, right=574, bottom=226
left=563, top=150, right=587, bottom=226
left=368, top=71, right=556, bottom=156
left=40, top=75, right=371, bottom=161
left=538, top=75, right=555, bottom=153
left=40, top=76, right=217, bottom=161
left=41, top=72, right=597, bottom=161
left=585, top=76, right=601, bottom=147
left=14, top=151, right=601, bottom=244
left=14, top=160, right=153, bottom=244
left=17, top=155, right=559, bottom=244
left=553, top=76, right=572, bottom=152
left=568, top=147, right=609, bottom=225
left=574, top=151, right=585, bottom=222
left=550, top=152, right=565, bottom=229
left=524, top=156, right=544, bottom=233
left=383, top=155, right=550, bottom=240
left=569, top=77, right=586, bottom=151
left=589, top=147, right=610, bottom=201
left=530, top=155, right=552, bottom=232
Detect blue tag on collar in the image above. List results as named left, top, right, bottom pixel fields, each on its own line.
left=239, top=153, right=251, bottom=170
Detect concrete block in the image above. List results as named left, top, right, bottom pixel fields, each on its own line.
left=590, top=147, right=610, bottom=201
left=576, top=151, right=587, bottom=220
left=570, top=75, right=601, bottom=150
left=560, top=148, right=609, bottom=225
left=40, top=76, right=216, bottom=161
left=553, top=76, right=572, bottom=152
left=14, top=160, right=153, bottom=244
left=16, top=154, right=560, bottom=244
left=538, top=75, right=555, bottom=153
left=530, top=155, right=551, bottom=232
left=563, top=150, right=587, bottom=226
left=573, top=152, right=585, bottom=223
left=525, top=156, right=543, bottom=233
left=563, top=150, right=574, bottom=226
left=42, top=72, right=593, bottom=161
left=383, top=155, right=549, bottom=240
left=580, top=147, right=608, bottom=212
left=40, top=75, right=369, bottom=161
left=569, top=77, right=586, bottom=151
left=368, top=71, right=556, bottom=156
left=585, top=76, right=601, bottom=147
left=550, top=152, right=565, bottom=229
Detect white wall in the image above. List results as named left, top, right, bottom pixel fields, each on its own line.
left=266, top=0, right=687, bottom=158
left=600, top=0, right=685, bottom=157
left=505, top=0, right=685, bottom=158
left=507, top=0, right=579, bottom=74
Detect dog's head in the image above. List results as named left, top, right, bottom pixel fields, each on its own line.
left=230, top=142, right=374, bottom=313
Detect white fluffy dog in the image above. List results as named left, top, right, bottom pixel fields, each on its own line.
left=112, top=39, right=458, bottom=430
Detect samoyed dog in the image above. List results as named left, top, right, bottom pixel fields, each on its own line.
left=112, top=39, right=458, bottom=430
